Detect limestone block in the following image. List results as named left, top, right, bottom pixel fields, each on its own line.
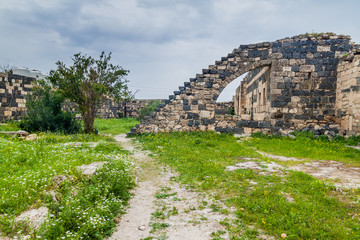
left=244, top=127, right=252, bottom=134
left=317, top=46, right=331, bottom=52
left=300, top=65, right=315, bottom=72
left=200, top=110, right=211, bottom=118
left=283, top=66, right=292, bottom=72
left=0, top=89, right=5, bottom=93
left=4, top=111, right=12, bottom=116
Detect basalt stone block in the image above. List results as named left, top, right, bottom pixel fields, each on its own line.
left=201, top=118, right=215, bottom=125
left=190, top=78, right=196, bottom=82
left=187, top=113, right=199, bottom=120
left=249, top=121, right=259, bottom=128
left=184, top=82, right=190, bottom=87
left=284, top=113, right=293, bottom=120
left=248, top=50, right=261, bottom=58
left=237, top=120, right=250, bottom=127
left=271, top=102, right=288, bottom=108
left=273, top=42, right=282, bottom=48
left=215, top=109, right=229, bottom=115
left=351, top=86, right=360, bottom=91
left=192, top=99, right=198, bottom=105
left=179, top=86, right=185, bottom=91
left=164, top=100, right=170, bottom=104
left=259, top=121, right=271, bottom=128
left=291, top=66, right=300, bottom=72
left=198, top=104, right=206, bottom=110
left=206, top=82, right=213, bottom=88
left=277, top=83, right=285, bottom=89
left=275, top=120, right=285, bottom=127
left=183, top=105, right=191, bottom=111
left=213, top=94, right=219, bottom=100
left=276, top=96, right=291, bottom=102
left=183, top=99, right=189, bottom=105
left=187, top=120, right=194, bottom=127
left=169, top=95, right=175, bottom=100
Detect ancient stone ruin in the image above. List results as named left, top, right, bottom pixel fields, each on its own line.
left=0, top=70, right=163, bottom=120
left=133, top=33, right=360, bottom=135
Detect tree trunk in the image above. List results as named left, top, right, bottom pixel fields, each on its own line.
left=83, top=102, right=97, bottom=133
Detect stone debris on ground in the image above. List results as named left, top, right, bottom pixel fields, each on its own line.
left=234, top=151, right=360, bottom=189
left=63, top=142, right=99, bottom=148
left=15, top=207, right=49, bottom=230
left=225, top=160, right=284, bottom=176
left=76, top=161, right=108, bottom=175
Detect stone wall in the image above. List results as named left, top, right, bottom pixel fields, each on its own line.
left=0, top=73, right=32, bottom=120
left=134, top=33, right=359, bottom=135
left=0, top=72, right=161, bottom=121
left=335, top=52, right=360, bottom=134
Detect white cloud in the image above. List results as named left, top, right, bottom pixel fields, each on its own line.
left=0, top=0, right=359, bottom=99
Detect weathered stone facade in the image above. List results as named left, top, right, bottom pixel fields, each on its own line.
left=0, top=73, right=32, bottom=120
left=0, top=72, right=161, bottom=121
left=335, top=54, right=360, bottom=134
left=134, top=34, right=360, bottom=135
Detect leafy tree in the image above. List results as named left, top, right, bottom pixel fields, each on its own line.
left=48, top=52, right=131, bottom=133
left=19, top=80, right=81, bottom=133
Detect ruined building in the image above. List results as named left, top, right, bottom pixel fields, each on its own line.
left=0, top=68, right=162, bottom=120
left=133, top=33, right=360, bottom=135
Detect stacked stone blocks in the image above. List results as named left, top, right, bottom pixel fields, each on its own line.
left=135, top=34, right=359, bottom=135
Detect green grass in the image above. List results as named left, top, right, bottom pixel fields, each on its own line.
left=0, top=122, right=21, bottom=131
left=137, top=132, right=360, bottom=240
left=247, top=132, right=360, bottom=165
left=0, top=131, right=134, bottom=239
left=94, top=118, right=139, bottom=135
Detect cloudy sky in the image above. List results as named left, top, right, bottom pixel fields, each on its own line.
left=0, top=0, right=359, bottom=100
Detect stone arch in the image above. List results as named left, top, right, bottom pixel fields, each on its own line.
left=133, top=34, right=354, bottom=134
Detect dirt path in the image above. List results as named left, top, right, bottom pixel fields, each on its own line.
left=110, top=134, right=230, bottom=240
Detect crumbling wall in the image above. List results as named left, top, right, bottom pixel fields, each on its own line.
left=0, top=72, right=159, bottom=121
left=336, top=53, right=360, bottom=134
left=134, top=34, right=355, bottom=134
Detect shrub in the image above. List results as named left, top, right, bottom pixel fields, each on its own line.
left=19, top=80, right=81, bottom=133
left=137, top=100, right=162, bottom=120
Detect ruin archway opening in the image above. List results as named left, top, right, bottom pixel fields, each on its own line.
left=214, top=65, right=272, bottom=122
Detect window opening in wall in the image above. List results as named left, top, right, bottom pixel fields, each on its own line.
left=258, top=92, right=262, bottom=109
left=263, top=87, right=266, bottom=105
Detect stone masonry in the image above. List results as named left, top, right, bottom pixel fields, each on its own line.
left=134, top=33, right=360, bottom=135
left=0, top=72, right=162, bottom=121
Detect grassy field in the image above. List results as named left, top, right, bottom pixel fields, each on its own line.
left=94, top=118, right=139, bottom=135
left=247, top=132, right=360, bottom=165
left=137, top=132, right=360, bottom=240
left=0, top=119, right=137, bottom=239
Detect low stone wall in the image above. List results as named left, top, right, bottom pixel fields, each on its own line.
left=0, top=72, right=161, bottom=121
left=63, top=99, right=164, bottom=119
